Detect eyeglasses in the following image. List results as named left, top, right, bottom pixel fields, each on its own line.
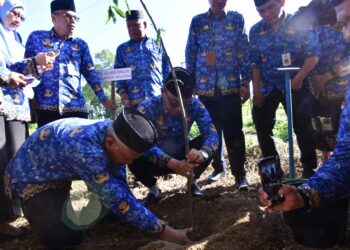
left=10, top=10, right=25, bottom=22
left=54, top=12, right=80, bottom=22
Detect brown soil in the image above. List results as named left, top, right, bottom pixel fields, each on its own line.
left=1, top=135, right=349, bottom=250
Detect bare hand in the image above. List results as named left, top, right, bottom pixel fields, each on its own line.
left=240, top=85, right=250, bottom=104
left=8, top=72, right=27, bottom=88
left=310, top=74, right=326, bottom=96
left=167, top=158, right=196, bottom=177
left=34, top=52, right=56, bottom=71
left=102, top=99, right=116, bottom=112
left=253, top=91, right=265, bottom=107
left=120, top=92, right=131, bottom=107
left=186, top=148, right=204, bottom=164
left=291, top=75, right=304, bottom=91
left=161, top=226, right=192, bottom=245
left=259, top=185, right=305, bottom=213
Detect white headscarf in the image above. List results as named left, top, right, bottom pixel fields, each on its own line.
left=0, top=0, right=25, bottom=65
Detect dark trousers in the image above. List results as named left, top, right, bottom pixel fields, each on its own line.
left=22, top=188, right=84, bottom=249
left=128, top=136, right=211, bottom=188
left=37, top=111, right=88, bottom=128
left=199, top=94, right=246, bottom=178
left=0, top=117, right=27, bottom=223
left=252, top=87, right=317, bottom=171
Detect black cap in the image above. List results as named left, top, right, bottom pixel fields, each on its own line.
left=51, top=0, right=76, bottom=13
left=254, top=0, right=285, bottom=7
left=164, top=67, right=195, bottom=99
left=113, top=108, right=157, bottom=153
left=254, top=0, right=270, bottom=7
left=126, top=10, right=145, bottom=21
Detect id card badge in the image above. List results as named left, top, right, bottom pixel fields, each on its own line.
left=281, top=53, right=291, bottom=67
left=67, top=63, right=78, bottom=76
left=206, top=51, right=216, bottom=66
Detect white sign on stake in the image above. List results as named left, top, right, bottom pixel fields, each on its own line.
left=98, top=68, right=132, bottom=82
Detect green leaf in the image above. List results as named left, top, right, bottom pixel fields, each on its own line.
left=106, top=6, right=114, bottom=24
left=113, top=5, right=126, bottom=18
left=124, top=0, right=130, bottom=13
left=113, top=0, right=118, bottom=5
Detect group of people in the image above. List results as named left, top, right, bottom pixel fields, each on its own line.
left=0, top=0, right=349, bottom=248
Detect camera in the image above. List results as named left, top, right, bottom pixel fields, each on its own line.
left=258, top=156, right=285, bottom=205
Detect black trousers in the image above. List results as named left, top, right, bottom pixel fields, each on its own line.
left=199, top=94, right=246, bottom=178
left=21, top=188, right=84, bottom=249
left=37, top=111, right=88, bottom=128
left=128, top=136, right=212, bottom=188
left=0, top=117, right=27, bottom=223
left=252, top=87, right=317, bottom=171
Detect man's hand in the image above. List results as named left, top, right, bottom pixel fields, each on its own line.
left=34, top=52, right=56, bottom=71
left=120, top=92, right=131, bottom=107
left=252, top=91, right=265, bottom=107
left=310, top=74, right=326, bottom=95
left=259, top=185, right=305, bottom=213
left=161, top=225, right=192, bottom=245
left=186, top=148, right=204, bottom=164
left=240, top=85, right=250, bottom=104
left=291, top=74, right=304, bottom=91
left=167, top=158, right=196, bottom=177
left=8, top=72, right=27, bottom=88
left=102, top=99, right=116, bottom=112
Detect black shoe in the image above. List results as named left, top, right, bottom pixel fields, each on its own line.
left=191, top=183, right=204, bottom=198
left=141, top=190, right=161, bottom=207
left=235, top=176, right=249, bottom=191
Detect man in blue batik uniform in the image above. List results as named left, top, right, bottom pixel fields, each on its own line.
left=185, top=0, right=251, bottom=189
left=24, top=0, right=115, bottom=127
left=250, top=0, right=320, bottom=178
left=129, top=67, right=219, bottom=205
left=259, top=0, right=350, bottom=213
left=114, top=10, right=170, bottom=109
left=4, top=109, right=192, bottom=248
left=308, top=24, right=350, bottom=157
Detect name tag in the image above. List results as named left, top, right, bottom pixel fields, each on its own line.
left=67, top=63, right=78, bottom=76
left=206, top=51, right=216, bottom=66
left=282, top=53, right=291, bottom=67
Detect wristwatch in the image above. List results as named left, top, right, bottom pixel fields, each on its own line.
left=200, top=150, right=209, bottom=161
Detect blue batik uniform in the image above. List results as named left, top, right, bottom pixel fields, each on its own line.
left=249, top=14, right=320, bottom=95
left=137, top=96, right=219, bottom=167
left=299, top=89, right=350, bottom=207
left=5, top=118, right=162, bottom=233
left=313, top=25, right=350, bottom=99
left=24, top=29, right=108, bottom=115
left=114, top=37, right=170, bottom=107
left=185, top=9, right=251, bottom=96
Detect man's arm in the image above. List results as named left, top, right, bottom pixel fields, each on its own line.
left=185, top=17, right=198, bottom=73
left=291, top=56, right=319, bottom=90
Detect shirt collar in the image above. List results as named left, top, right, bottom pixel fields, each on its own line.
left=207, top=8, right=227, bottom=18
left=50, top=28, right=74, bottom=41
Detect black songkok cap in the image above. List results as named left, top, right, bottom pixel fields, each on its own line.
left=164, top=67, right=195, bottom=99
left=113, top=108, right=157, bottom=153
left=126, top=10, right=145, bottom=21
left=254, top=0, right=270, bottom=7
left=50, top=0, right=76, bottom=13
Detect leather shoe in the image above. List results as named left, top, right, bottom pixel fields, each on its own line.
left=141, top=190, right=161, bottom=207
left=191, top=183, right=204, bottom=198
left=235, top=176, right=249, bottom=191
left=206, top=170, right=225, bottom=183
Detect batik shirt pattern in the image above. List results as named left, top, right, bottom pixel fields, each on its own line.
left=0, top=57, right=38, bottom=121
left=138, top=96, right=219, bottom=167
left=313, top=25, right=350, bottom=100
left=5, top=118, right=162, bottom=233
left=185, top=10, right=251, bottom=97
left=114, top=37, right=170, bottom=107
left=25, top=29, right=107, bottom=114
left=249, top=14, right=320, bottom=95
left=299, top=89, right=350, bottom=208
